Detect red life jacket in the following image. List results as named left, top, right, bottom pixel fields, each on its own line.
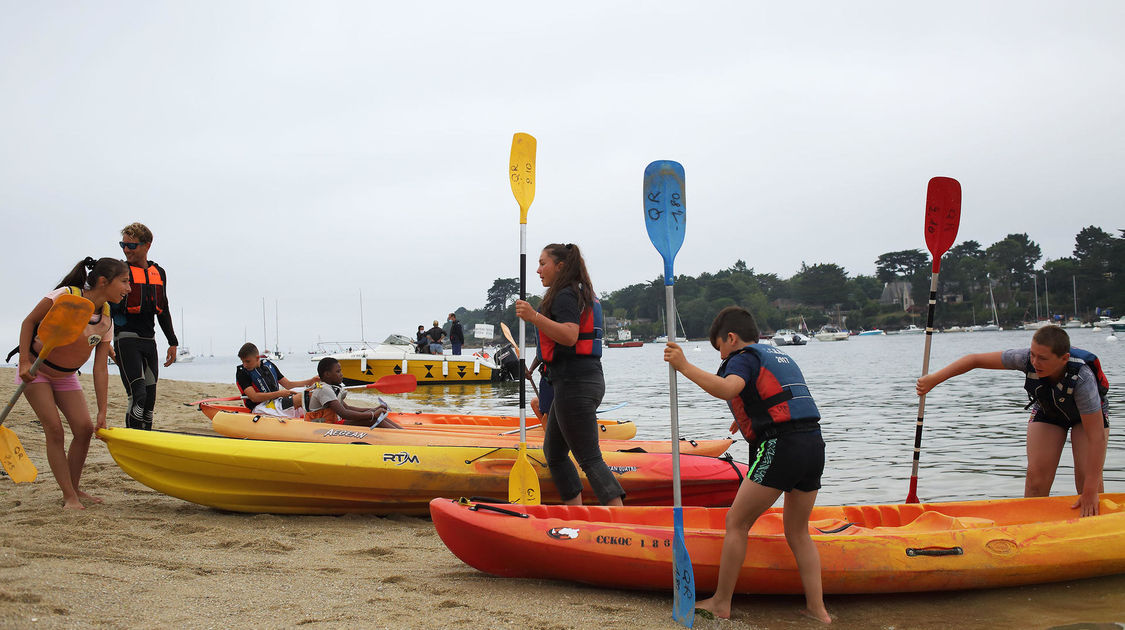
left=720, top=344, right=821, bottom=442
left=538, top=298, right=604, bottom=362
left=125, top=263, right=166, bottom=314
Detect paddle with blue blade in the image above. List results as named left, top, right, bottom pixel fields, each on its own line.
left=508, top=132, right=540, bottom=505
left=644, top=160, right=694, bottom=627
left=906, top=176, right=962, bottom=504
left=1, top=292, right=96, bottom=483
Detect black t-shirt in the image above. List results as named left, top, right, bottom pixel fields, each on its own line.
left=427, top=326, right=444, bottom=343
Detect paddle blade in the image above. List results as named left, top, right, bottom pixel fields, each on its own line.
left=508, top=442, right=541, bottom=505
left=499, top=322, right=519, bottom=357
left=38, top=293, right=96, bottom=356
left=672, top=507, right=696, bottom=627
left=0, top=426, right=38, bottom=483
left=924, top=177, right=961, bottom=272
left=643, top=161, right=686, bottom=285
left=509, top=133, right=537, bottom=223
left=368, top=374, right=417, bottom=394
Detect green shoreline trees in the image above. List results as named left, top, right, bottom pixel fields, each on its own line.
left=453, top=226, right=1122, bottom=342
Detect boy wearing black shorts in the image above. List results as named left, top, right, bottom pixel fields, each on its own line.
left=664, top=306, right=830, bottom=623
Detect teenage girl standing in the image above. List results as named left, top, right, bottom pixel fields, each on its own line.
left=515, top=243, right=623, bottom=506
left=15, top=257, right=130, bottom=509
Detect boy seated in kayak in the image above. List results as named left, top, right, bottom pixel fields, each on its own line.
left=235, top=342, right=318, bottom=417
left=304, top=357, right=403, bottom=428
left=665, top=306, right=831, bottom=624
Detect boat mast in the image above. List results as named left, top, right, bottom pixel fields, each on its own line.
left=1033, top=274, right=1039, bottom=321
left=1073, top=276, right=1078, bottom=320
left=1044, top=273, right=1050, bottom=322
left=262, top=298, right=267, bottom=351
left=359, top=289, right=365, bottom=342
left=988, top=273, right=999, bottom=324
left=275, top=299, right=280, bottom=354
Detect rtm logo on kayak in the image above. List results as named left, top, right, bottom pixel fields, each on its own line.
left=383, top=452, right=420, bottom=465
left=607, top=466, right=638, bottom=475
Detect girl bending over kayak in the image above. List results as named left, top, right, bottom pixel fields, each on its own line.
left=15, top=257, right=130, bottom=509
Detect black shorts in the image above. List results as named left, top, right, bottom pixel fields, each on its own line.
left=1029, top=408, right=1110, bottom=430
left=747, top=429, right=825, bottom=493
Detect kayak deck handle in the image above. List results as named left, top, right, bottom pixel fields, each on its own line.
left=906, top=547, right=964, bottom=557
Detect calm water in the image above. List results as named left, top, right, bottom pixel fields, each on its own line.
left=96, top=328, right=1124, bottom=506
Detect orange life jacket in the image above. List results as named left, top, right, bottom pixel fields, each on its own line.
left=538, top=298, right=604, bottom=363
left=125, top=264, right=166, bottom=314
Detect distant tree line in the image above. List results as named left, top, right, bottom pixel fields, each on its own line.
left=449, top=226, right=1123, bottom=342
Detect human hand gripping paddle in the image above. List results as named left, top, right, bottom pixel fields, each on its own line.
left=906, top=176, right=961, bottom=504
left=0, top=293, right=96, bottom=483
left=508, top=132, right=540, bottom=505
left=644, top=160, right=694, bottom=627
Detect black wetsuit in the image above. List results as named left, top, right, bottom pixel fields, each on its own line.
left=111, top=261, right=177, bottom=430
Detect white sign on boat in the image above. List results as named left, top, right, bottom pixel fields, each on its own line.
left=473, top=323, right=495, bottom=339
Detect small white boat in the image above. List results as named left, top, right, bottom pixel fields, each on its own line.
left=772, top=329, right=809, bottom=346
left=176, top=347, right=195, bottom=363
left=814, top=326, right=849, bottom=342
left=899, top=324, right=925, bottom=335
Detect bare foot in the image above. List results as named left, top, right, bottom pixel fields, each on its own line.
left=63, top=499, right=86, bottom=510
left=694, top=597, right=731, bottom=620
left=78, top=491, right=103, bottom=504
left=799, top=607, right=832, bottom=624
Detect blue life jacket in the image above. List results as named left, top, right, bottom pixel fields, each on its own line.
left=718, top=344, right=820, bottom=442
left=1023, top=347, right=1110, bottom=424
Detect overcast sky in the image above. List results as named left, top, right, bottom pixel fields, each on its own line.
left=2, top=1, right=1122, bottom=354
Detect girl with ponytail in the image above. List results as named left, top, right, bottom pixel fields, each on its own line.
left=515, top=243, right=623, bottom=506
left=13, top=256, right=129, bottom=509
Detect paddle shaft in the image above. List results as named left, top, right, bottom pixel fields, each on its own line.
left=665, top=285, right=683, bottom=509
left=907, top=271, right=940, bottom=501
left=519, top=224, right=527, bottom=443
left=0, top=356, right=46, bottom=427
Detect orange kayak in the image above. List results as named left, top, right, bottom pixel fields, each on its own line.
left=210, top=410, right=734, bottom=457
left=430, top=494, right=1125, bottom=594
left=198, top=402, right=637, bottom=440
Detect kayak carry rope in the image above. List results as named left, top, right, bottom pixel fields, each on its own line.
left=906, top=177, right=961, bottom=504
left=644, top=159, right=695, bottom=627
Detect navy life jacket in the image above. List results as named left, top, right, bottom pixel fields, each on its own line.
left=236, top=358, right=287, bottom=411
left=719, top=344, right=820, bottom=442
left=539, top=297, right=603, bottom=362
left=1023, top=347, right=1110, bottom=424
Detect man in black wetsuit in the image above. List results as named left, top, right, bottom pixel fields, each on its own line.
left=111, top=222, right=178, bottom=430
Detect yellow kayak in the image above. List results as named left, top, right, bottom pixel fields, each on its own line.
left=98, top=428, right=748, bottom=515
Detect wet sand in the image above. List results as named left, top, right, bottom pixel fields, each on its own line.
left=1, top=367, right=1123, bottom=629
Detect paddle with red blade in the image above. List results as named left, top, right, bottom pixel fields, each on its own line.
left=187, top=374, right=417, bottom=407
left=906, top=176, right=962, bottom=504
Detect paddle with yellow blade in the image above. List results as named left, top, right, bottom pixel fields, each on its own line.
left=0, top=293, right=96, bottom=483
left=644, top=159, right=694, bottom=627
left=906, top=176, right=961, bottom=504
left=508, top=132, right=540, bottom=505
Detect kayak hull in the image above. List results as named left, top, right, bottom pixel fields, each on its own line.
left=429, top=494, right=1125, bottom=594
left=98, top=428, right=747, bottom=515
left=210, top=411, right=734, bottom=457
left=198, top=403, right=638, bottom=440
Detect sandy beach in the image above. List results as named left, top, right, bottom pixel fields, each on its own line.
left=2, top=367, right=1124, bottom=629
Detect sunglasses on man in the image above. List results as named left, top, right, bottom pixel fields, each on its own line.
left=119, top=241, right=141, bottom=250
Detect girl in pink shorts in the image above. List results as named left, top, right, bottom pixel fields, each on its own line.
left=14, top=257, right=130, bottom=509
